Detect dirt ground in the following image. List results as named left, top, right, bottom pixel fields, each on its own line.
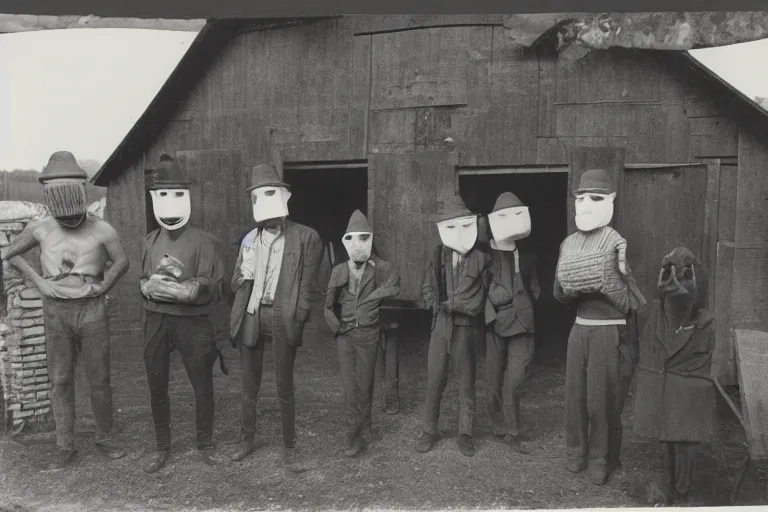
left=1, top=306, right=767, bottom=511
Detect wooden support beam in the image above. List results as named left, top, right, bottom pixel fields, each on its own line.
left=0, top=14, right=205, bottom=33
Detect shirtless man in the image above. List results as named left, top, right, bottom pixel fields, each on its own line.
left=0, top=151, right=129, bottom=469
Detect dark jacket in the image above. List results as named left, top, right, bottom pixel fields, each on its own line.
left=485, top=249, right=539, bottom=337
left=632, top=299, right=717, bottom=442
left=324, top=255, right=400, bottom=336
left=229, top=220, right=323, bottom=348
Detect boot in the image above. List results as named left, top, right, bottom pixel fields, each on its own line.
left=415, top=432, right=439, bottom=453
left=503, top=434, right=530, bottom=455
left=95, top=441, right=126, bottom=460
left=144, top=450, right=170, bottom=474
left=199, top=446, right=216, bottom=466
left=566, top=458, right=587, bottom=474
left=457, top=435, right=476, bottom=457
left=587, top=462, right=608, bottom=485
left=344, top=435, right=365, bottom=458
left=52, top=449, right=77, bottom=470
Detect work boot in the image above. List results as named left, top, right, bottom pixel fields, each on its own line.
left=95, top=441, right=126, bottom=460
left=231, top=434, right=260, bottom=462
left=52, top=449, right=77, bottom=470
left=415, top=432, right=439, bottom=453
left=144, top=450, right=170, bottom=474
left=282, top=446, right=308, bottom=474
left=457, top=435, right=476, bottom=457
left=344, top=435, right=365, bottom=458
left=566, top=458, right=587, bottom=474
left=587, top=463, right=608, bottom=485
left=384, top=397, right=400, bottom=415
left=503, top=434, right=530, bottom=455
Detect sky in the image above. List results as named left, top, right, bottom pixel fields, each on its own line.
left=0, top=27, right=767, bottom=172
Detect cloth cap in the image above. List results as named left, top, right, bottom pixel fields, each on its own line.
left=39, top=151, right=88, bottom=183
left=246, top=163, right=290, bottom=193
left=147, top=154, right=191, bottom=190
left=434, top=195, right=474, bottom=223
left=574, top=168, right=614, bottom=195
left=345, top=209, right=371, bottom=234
left=491, top=192, right=525, bottom=212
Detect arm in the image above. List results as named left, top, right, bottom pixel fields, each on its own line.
left=93, top=222, right=129, bottom=296
left=297, top=229, right=323, bottom=323
left=181, top=233, right=224, bottom=306
left=230, top=244, right=249, bottom=293
left=421, top=259, right=435, bottom=311
left=365, top=263, right=401, bottom=303
left=442, top=252, right=491, bottom=317
left=0, top=222, right=40, bottom=261
left=323, top=273, right=341, bottom=334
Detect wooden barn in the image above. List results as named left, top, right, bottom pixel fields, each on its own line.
left=92, top=15, right=768, bottom=385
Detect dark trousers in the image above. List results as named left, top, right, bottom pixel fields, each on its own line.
left=564, top=323, right=634, bottom=470
left=44, top=296, right=114, bottom=451
left=239, top=306, right=298, bottom=448
left=423, top=325, right=478, bottom=437
left=143, top=311, right=217, bottom=451
left=486, top=331, right=535, bottom=437
left=337, top=327, right=380, bottom=441
left=667, top=442, right=698, bottom=495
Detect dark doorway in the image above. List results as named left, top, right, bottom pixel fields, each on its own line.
left=459, top=171, right=573, bottom=364
left=283, top=166, right=368, bottom=296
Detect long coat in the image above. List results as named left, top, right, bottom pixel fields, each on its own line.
left=229, top=220, right=323, bottom=348
left=632, top=298, right=718, bottom=442
left=324, top=255, right=401, bottom=336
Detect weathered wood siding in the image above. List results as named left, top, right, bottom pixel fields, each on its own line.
left=101, top=16, right=765, bottom=370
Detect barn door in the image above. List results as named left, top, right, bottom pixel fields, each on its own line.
left=368, top=151, right=458, bottom=304
left=174, top=149, right=248, bottom=284
left=568, top=147, right=627, bottom=235
left=617, top=164, right=709, bottom=325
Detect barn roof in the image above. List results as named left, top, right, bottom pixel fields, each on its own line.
left=91, top=17, right=768, bottom=187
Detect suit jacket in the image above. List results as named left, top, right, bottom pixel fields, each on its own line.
left=229, top=220, right=323, bottom=348
left=324, top=255, right=401, bottom=336
left=632, top=299, right=717, bottom=442
left=485, top=250, right=539, bottom=338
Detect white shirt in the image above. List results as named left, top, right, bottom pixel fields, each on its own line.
left=244, top=227, right=285, bottom=315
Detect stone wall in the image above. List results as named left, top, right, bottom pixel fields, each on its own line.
left=0, top=201, right=53, bottom=434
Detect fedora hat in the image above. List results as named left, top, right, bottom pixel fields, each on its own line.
left=434, top=195, right=475, bottom=223
left=246, top=163, right=290, bottom=194
left=574, top=169, right=614, bottom=195
left=38, top=151, right=88, bottom=183
left=491, top=192, right=525, bottom=213
left=147, top=154, right=191, bottom=190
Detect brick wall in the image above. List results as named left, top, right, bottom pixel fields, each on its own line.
left=0, top=202, right=54, bottom=433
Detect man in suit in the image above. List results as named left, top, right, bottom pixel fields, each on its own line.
left=484, top=192, right=540, bottom=454
left=415, top=195, right=491, bottom=457
left=324, top=210, right=400, bottom=457
left=139, top=155, right=229, bottom=474
left=230, top=163, right=323, bottom=467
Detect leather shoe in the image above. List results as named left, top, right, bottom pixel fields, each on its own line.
left=457, top=435, right=476, bottom=457
left=587, top=463, right=608, bottom=485
left=95, top=442, right=126, bottom=460
left=231, top=436, right=258, bottom=462
left=199, top=446, right=216, bottom=466
left=344, top=436, right=365, bottom=458
left=566, top=459, right=587, bottom=473
left=53, top=449, right=77, bottom=470
left=415, top=432, right=439, bottom=453
left=503, top=434, right=530, bottom=454
left=144, top=450, right=170, bottom=474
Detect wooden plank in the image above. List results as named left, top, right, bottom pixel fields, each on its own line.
left=350, top=34, right=372, bottom=159
left=702, top=160, right=721, bottom=287
left=487, top=26, right=539, bottom=166
left=568, top=147, right=626, bottom=236
left=555, top=103, right=660, bottom=138
left=713, top=241, right=737, bottom=385
left=368, top=150, right=458, bottom=302
left=618, top=164, right=708, bottom=320
left=351, top=14, right=505, bottom=35
left=369, top=109, right=416, bottom=153
left=735, top=126, right=768, bottom=247
left=415, top=107, right=454, bottom=150
left=689, top=116, right=739, bottom=158
left=536, top=137, right=568, bottom=165
left=734, top=329, right=768, bottom=460
left=718, top=164, right=738, bottom=243
left=731, top=246, right=768, bottom=330
left=538, top=56, right=558, bottom=137
left=370, top=27, right=486, bottom=110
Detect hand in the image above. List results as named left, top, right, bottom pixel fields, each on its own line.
left=89, top=283, right=106, bottom=296
left=217, top=348, right=230, bottom=376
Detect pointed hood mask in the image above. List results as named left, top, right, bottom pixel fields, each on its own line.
left=342, top=209, right=373, bottom=264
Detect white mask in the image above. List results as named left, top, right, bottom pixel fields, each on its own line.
left=437, top=215, right=478, bottom=256
left=488, top=206, right=531, bottom=251
left=575, top=192, right=615, bottom=232
left=150, top=188, right=191, bottom=231
left=342, top=231, right=373, bottom=264
left=251, top=186, right=291, bottom=223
